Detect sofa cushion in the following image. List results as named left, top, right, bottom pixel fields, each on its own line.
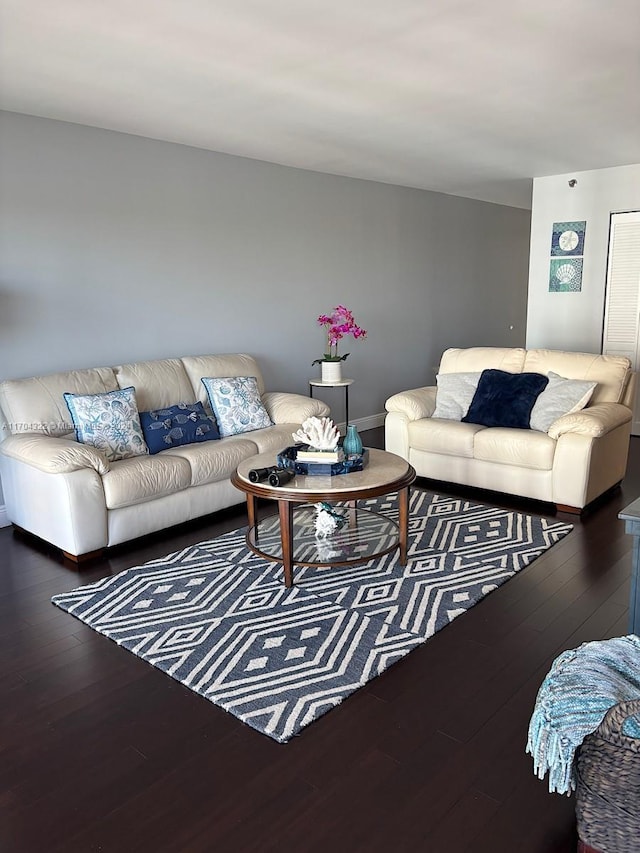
left=182, top=354, right=265, bottom=409
left=432, top=372, right=481, bottom=420
left=262, top=391, right=331, bottom=424
left=202, top=376, right=272, bottom=436
left=140, top=402, right=220, bottom=454
left=439, top=347, right=526, bottom=375
left=547, top=402, right=632, bottom=440
left=0, top=366, right=119, bottom=437
left=408, top=418, right=486, bottom=458
left=102, top=453, right=192, bottom=509
left=162, top=437, right=256, bottom=487
left=115, top=358, right=195, bottom=411
left=523, top=350, right=631, bottom=405
left=64, top=386, right=148, bottom=462
left=243, top=423, right=306, bottom=455
left=384, top=387, right=437, bottom=421
left=0, top=433, right=110, bottom=475
left=473, top=427, right=556, bottom=470
left=529, top=372, right=597, bottom=433
left=462, top=370, right=549, bottom=430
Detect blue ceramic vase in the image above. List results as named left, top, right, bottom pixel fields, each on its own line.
left=343, top=424, right=363, bottom=456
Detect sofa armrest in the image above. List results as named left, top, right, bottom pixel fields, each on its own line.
left=385, top=387, right=437, bottom=421
left=548, top=403, right=632, bottom=440
left=0, top=433, right=110, bottom=475
left=262, top=392, right=330, bottom=424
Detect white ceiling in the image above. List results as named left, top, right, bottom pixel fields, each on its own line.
left=1, top=0, right=639, bottom=209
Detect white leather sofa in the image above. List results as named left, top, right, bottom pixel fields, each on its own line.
left=385, top=347, right=636, bottom=512
left=0, top=353, right=329, bottom=560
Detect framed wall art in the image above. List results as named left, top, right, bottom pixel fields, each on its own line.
left=549, top=257, right=583, bottom=292
left=548, top=220, right=586, bottom=292
left=550, top=221, right=586, bottom=256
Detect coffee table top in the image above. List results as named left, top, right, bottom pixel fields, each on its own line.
left=233, top=447, right=415, bottom=502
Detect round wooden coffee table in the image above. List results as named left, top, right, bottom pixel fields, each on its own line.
left=231, top=448, right=416, bottom=587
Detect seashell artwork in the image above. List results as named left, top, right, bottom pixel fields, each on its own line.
left=292, top=416, right=340, bottom=450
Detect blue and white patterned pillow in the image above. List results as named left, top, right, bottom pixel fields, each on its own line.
left=64, top=386, right=148, bottom=462
left=139, top=401, right=220, bottom=454
left=201, top=376, right=272, bottom=437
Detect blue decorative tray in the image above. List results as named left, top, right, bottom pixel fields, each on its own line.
left=276, top=445, right=369, bottom=476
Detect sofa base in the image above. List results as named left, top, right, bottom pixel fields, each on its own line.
left=13, top=491, right=245, bottom=565
left=555, top=504, right=581, bottom=515
left=62, top=547, right=105, bottom=564
left=415, top=475, right=624, bottom=519
left=11, top=524, right=104, bottom=565
left=403, top=431, right=631, bottom=512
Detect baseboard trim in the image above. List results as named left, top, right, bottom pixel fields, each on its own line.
left=336, top=412, right=385, bottom=434
left=0, top=504, right=10, bottom=528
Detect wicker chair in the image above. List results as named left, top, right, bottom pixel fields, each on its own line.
left=575, top=698, right=640, bottom=853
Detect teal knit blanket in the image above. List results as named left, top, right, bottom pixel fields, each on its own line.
left=526, top=634, right=640, bottom=795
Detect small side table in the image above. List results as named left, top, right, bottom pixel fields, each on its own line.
left=309, top=378, right=353, bottom=431
left=619, top=497, right=640, bottom=634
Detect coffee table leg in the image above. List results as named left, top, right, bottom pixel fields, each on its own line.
left=246, top=494, right=258, bottom=542
left=278, top=499, right=294, bottom=587
left=398, top=486, right=410, bottom=565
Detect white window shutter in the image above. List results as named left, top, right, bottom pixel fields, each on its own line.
left=602, top=211, right=640, bottom=434
left=603, top=214, right=640, bottom=363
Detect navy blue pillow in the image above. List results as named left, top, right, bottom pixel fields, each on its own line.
left=462, top=369, right=549, bottom=430
left=139, top=402, right=220, bottom=454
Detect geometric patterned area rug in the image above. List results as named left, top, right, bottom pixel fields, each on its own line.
left=52, top=491, right=573, bottom=743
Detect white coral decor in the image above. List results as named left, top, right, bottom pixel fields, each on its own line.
left=313, top=501, right=347, bottom=539
left=292, top=416, right=339, bottom=450
left=314, top=505, right=339, bottom=538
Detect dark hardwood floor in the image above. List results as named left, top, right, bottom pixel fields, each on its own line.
left=1, top=429, right=638, bottom=853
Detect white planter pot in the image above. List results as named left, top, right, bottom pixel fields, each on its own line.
left=321, top=360, right=342, bottom=383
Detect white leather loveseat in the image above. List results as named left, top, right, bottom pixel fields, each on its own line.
left=0, top=353, right=329, bottom=560
left=385, top=347, right=635, bottom=512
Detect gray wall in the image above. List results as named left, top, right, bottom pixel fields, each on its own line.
left=0, top=110, right=531, bottom=426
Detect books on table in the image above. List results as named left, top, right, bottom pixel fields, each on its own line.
left=295, top=447, right=345, bottom=463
